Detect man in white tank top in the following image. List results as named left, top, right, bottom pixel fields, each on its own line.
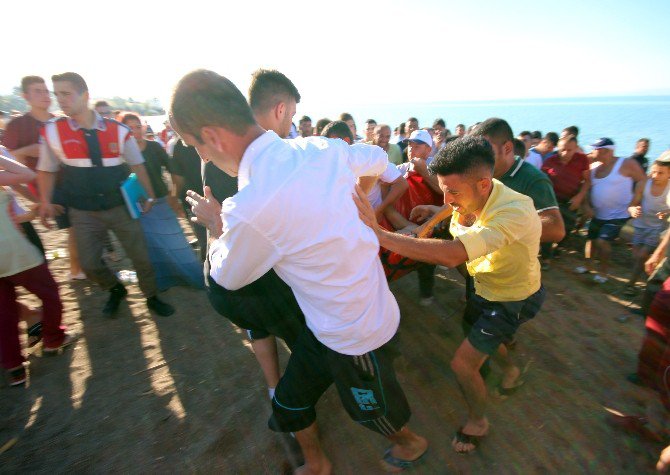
left=626, top=157, right=670, bottom=292
left=577, top=138, right=647, bottom=283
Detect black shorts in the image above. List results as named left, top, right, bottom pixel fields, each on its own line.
left=462, top=286, right=546, bottom=355
left=587, top=218, right=629, bottom=242
left=207, top=269, right=304, bottom=349
left=269, top=328, right=410, bottom=435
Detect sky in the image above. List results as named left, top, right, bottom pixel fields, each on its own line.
left=3, top=0, right=670, bottom=117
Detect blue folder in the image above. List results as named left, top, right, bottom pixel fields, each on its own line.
left=120, top=173, right=148, bottom=219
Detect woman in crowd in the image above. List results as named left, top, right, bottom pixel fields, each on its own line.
left=0, top=153, right=76, bottom=387
left=121, top=114, right=203, bottom=290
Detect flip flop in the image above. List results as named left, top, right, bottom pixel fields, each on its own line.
left=494, top=359, right=533, bottom=399
left=380, top=446, right=428, bottom=472
left=452, top=428, right=486, bottom=454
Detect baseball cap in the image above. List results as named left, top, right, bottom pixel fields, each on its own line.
left=408, top=130, right=433, bottom=148
left=656, top=150, right=670, bottom=164
left=590, top=137, right=615, bottom=150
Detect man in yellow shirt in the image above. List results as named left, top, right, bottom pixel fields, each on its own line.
left=354, top=135, right=545, bottom=455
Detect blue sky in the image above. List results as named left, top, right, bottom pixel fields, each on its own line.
left=3, top=0, right=669, bottom=112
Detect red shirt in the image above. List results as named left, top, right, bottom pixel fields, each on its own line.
left=2, top=113, right=52, bottom=171
left=541, top=152, right=589, bottom=202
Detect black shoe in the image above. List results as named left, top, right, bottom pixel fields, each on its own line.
left=102, top=284, right=128, bottom=318
left=147, top=296, right=174, bottom=317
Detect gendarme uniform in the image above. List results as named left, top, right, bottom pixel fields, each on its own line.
left=37, top=112, right=158, bottom=297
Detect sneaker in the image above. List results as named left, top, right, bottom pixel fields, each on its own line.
left=8, top=365, right=27, bottom=387
left=147, top=296, right=175, bottom=317
left=419, top=296, right=435, bottom=307
left=102, top=284, right=128, bottom=318
left=43, top=332, right=80, bottom=354
left=574, top=266, right=589, bottom=275
left=69, top=271, right=87, bottom=280
left=593, top=274, right=609, bottom=284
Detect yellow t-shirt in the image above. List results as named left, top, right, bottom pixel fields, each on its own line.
left=450, top=179, right=541, bottom=302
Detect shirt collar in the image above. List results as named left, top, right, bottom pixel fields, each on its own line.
left=67, top=110, right=107, bottom=132
left=238, top=130, right=280, bottom=190
left=501, top=156, right=524, bottom=179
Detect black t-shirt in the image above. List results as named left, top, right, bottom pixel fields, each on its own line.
left=170, top=141, right=203, bottom=200
left=204, top=161, right=238, bottom=203
left=141, top=140, right=171, bottom=198
left=630, top=152, right=648, bottom=172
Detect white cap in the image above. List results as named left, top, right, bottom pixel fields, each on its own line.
left=408, top=130, right=433, bottom=148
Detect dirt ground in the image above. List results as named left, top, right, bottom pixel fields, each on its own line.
left=0, top=220, right=666, bottom=474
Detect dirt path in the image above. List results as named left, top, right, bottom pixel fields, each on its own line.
left=0, top=226, right=665, bottom=473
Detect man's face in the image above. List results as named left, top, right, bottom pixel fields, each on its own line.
left=593, top=147, right=613, bottom=161
left=96, top=105, right=112, bottom=118
left=636, top=140, right=649, bottom=155
left=345, top=119, right=357, bottom=138
left=374, top=126, right=391, bottom=149
left=180, top=128, right=239, bottom=177
left=53, top=81, right=88, bottom=117
left=438, top=173, right=488, bottom=215
left=558, top=139, right=577, bottom=161
left=299, top=120, right=312, bottom=137
left=125, top=119, right=144, bottom=141
left=519, top=134, right=531, bottom=152
left=650, top=164, right=670, bottom=185
left=23, top=82, right=51, bottom=110
left=455, top=125, right=465, bottom=136
left=406, top=120, right=418, bottom=136
left=278, top=97, right=297, bottom=138
left=365, top=122, right=376, bottom=141
left=407, top=141, right=431, bottom=160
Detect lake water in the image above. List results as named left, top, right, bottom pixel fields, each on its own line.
left=145, top=95, right=670, bottom=159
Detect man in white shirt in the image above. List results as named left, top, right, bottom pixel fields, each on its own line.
left=173, top=70, right=427, bottom=474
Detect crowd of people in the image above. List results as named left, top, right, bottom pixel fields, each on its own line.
left=1, top=69, right=669, bottom=472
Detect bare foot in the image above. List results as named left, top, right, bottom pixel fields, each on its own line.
left=501, top=365, right=521, bottom=389
left=452, top=418, right=488, bottom=454
left=294, top=458, right=332, bottom=475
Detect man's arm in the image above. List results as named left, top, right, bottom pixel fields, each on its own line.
left=347, top=143, right=388, bottom=178
left=376, top=176, right=408, bottom=220
left=122, top=135, right=156, bottom=209
left=569, top=168, right=591, bottom=210
left=410, top=158, right=442, bottom=196
left=625, top=158, right=647, bottom=209
left=646, top=229, right=670, bottom=275
left=539, top=208, right=565, bottom=243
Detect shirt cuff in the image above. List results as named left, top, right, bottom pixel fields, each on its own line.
left=457, top=232, right=487, bottom=261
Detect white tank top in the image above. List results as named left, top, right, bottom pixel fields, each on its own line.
left=591, top=157, right=634, bottom=220
left=633, top=180, right=670, bottom=229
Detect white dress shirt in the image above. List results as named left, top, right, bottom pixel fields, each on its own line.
left=209, top=132, right=400, bottom=355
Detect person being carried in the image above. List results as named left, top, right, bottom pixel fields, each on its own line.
left=354, top=135, right=545, bottom=454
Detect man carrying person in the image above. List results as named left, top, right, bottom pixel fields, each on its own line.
left=3, top=75, right=85, bottom=279
left=176, top=69, right=427, bottom=474
left=355, top=136, right=544, bottom=454
left=36, top=72, right=174, bottom=318
left=541, top=134, right=590, bottom=260
left=576, top=138, right=646, bottom=283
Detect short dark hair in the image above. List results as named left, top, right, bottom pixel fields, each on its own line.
left=563, top=125, right=579, bottom=137
left=429, top=136, right=495, bottom=177
left=399, top=122, right=406, bottom=134
left=121, top=113, right=141, bottom=125
left=365, top=119, right=377, bottom=126
left=530, top=130, right=542, bottom=139
left=513, top=138, right=527, bottom=158
left=559, top=134, right=578, bottom=144
left=638, top=138, right=650, bottom=145
left=51, top=72, right=88, bottom=94
left=519, top=130, right=531, bottom=137
left=170, top=69, right=256, bottom=142
left=21, top=76, right=45, bottom=93
left=248, top=69, right=301, bottom=114
left=94, top=100, right=109, bottom=108
left=339, top=112, right=354, bottom=122
left=321, top=120, right=353, bottom=143
left=433, top=118, right=446, bottom=128
left=471, top=118, right=513, bottom=145
left=315, top=118, right=331, bottom=135
left=456, top=123, right=466, bottom=129
left=544, top=132, right=559, bottom=147
left=299, top=115, right=311, bottom=124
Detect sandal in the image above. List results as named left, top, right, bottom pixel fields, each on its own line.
left=452, top=428, right=486, bottom=454
left=26, top=322, right=42, bottom=348
left=380, top=446, right=428, bottom=472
